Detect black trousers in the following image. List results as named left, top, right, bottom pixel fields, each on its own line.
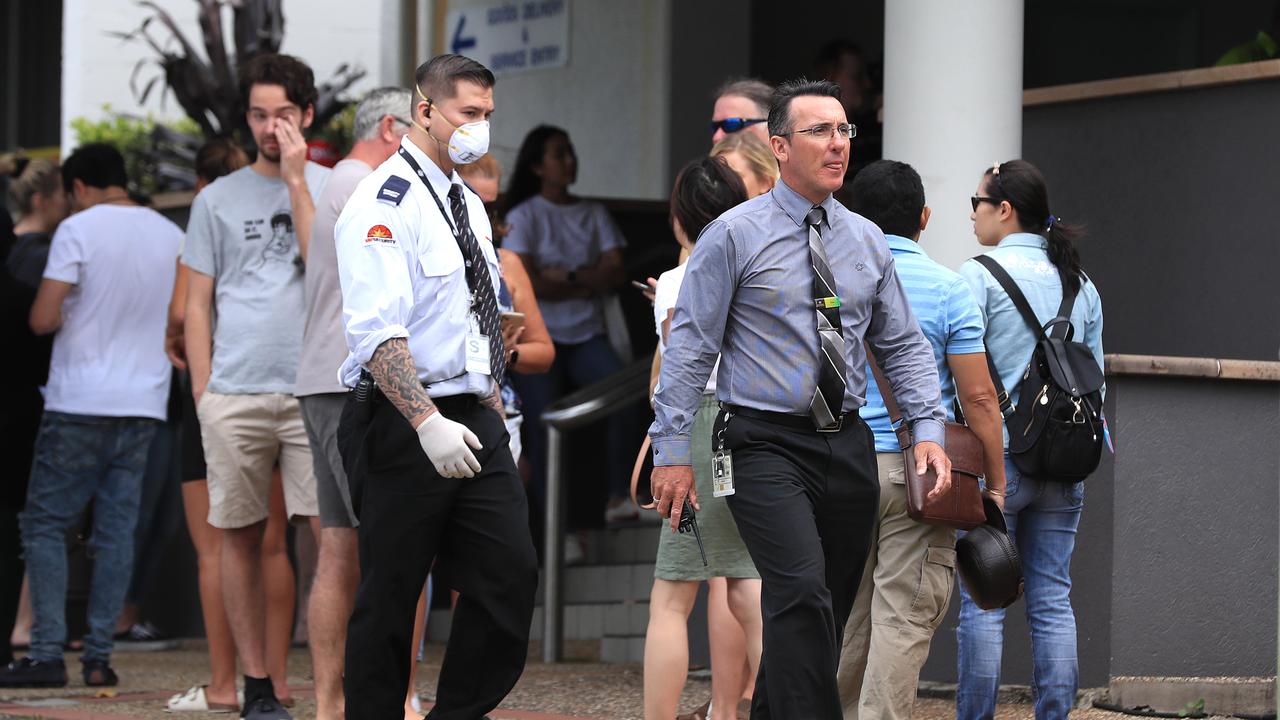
left=341, top=395, right=537, bottom=720
left=721, top=410, right=880, bottom=720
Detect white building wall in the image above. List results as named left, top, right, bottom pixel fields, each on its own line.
left=60, top=0, right=396, bottom=153
left=445, top=0, right=672, bottom=200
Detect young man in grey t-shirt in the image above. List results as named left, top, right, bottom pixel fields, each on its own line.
left=183, top=54, right=330, bottom=720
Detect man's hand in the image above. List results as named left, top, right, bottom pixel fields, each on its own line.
left=165, top=322, right=187, bottom=370
left=415, top=412, right=483, bottom=478
left=914, top=441, right=951, bottom=500
left=651, top=465, right=699, bottom=532
left=275, top=119, right=308, bottom=187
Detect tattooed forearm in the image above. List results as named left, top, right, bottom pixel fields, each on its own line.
left=483, top=380, right=505, bottom=419
left=367, top=337, right=436, bottom=427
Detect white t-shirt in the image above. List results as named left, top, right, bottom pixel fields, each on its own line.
left=654, top=263, right=716, bottom=394
left=42, top=204, right=183, bottom=419
left=503, top=196, right=626, bottom=344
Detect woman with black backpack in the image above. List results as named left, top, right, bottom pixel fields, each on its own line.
left=955, top=159, right=1105, bottom=720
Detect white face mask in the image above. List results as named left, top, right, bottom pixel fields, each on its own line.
left=415, top=84, right=491, bottom=165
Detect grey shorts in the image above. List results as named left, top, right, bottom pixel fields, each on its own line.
left=299, top=393, right=358, bottom=529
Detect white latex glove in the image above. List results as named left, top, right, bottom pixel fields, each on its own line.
left=415, top=412, right=483, bottom=478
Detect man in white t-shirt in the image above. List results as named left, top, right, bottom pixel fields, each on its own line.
left=0, top=144, right=181, bottom=689
left=184, top=54, right=330, bottom=720
left=294, top=86, right=410, bottom=720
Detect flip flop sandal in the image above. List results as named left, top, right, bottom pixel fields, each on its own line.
left=165, top=685, right=240, bottom=713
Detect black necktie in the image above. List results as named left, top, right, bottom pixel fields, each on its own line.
left=805, top=205, right=846, bottom=429
left=447, top=184, right=506, bottom=385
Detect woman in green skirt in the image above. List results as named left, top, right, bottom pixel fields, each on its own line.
left=643, top=156, right=763, bottom=720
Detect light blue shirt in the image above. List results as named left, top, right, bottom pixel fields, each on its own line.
left=958, top=233, right=1105, bottom=448
left=649, top=180, right=946, bottom=466
left=334, top=136, right=501, bottom=398
left=862, top=235, right=986, bottom=453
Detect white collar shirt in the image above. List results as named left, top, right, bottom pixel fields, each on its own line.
left=334, top=135, right=501, bottom=397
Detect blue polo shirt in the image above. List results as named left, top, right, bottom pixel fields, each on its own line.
left=861, top=235, right=987, bottom=452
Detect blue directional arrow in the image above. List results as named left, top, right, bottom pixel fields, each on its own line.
left=452, top=14, right=477, bottom=54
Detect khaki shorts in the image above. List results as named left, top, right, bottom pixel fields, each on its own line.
left=198, top=391, right=319, bottom=528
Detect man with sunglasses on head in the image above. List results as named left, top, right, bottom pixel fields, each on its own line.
left=294, top=86, right=411, bottom=720
left=334, top=54, right=537, bottom=720
left=710, top=78, right=773, bottom=144
left=651, top=79, right=950, bottom=720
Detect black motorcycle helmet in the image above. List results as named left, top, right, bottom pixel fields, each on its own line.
left=956, top=497, right=1024, bottom=610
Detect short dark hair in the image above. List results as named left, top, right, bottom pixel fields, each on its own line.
left=61, top=143, right=128, bottom=194
left=195, top=137, right=249, bottom=185
left=768, top=78, right=841, bottom=137
left=670, top=155, right=748, bottom=243
left=270, top=212, right=293, bottom=229
left=713, top=78, right=773, bottom=116
left=414, top=54, right=495, bottom=110
left=849, top=160, right=925, bottom=239
left=239, top=54, right=318, bottom=110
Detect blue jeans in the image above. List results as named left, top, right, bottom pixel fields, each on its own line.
left=512, top=334, right=629, bottom=522
left=956, top=458, right=1084, bottom=720
left=20, top=412, right=158, bottom=662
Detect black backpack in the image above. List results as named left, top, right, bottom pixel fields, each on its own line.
left=973, top=256, right=1104, bottom=482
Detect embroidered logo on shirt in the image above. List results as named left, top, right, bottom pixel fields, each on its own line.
left=365, top=225, right=395, bottom=245
left=376, top=176, right=411, bottom=206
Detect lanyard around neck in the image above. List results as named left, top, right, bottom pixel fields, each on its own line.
left=397, top=146, right=460, bottom=237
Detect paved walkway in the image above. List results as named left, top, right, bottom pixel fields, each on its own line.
left=0, top=642, right=1160, bottom=719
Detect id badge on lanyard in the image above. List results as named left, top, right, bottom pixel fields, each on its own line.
left=465, top=311, right=492, bottom=375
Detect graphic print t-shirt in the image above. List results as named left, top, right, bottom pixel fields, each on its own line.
left=182, top=162, right=331, bottom=394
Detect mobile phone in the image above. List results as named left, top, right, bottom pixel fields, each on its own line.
left=631, top=280, right=652, bottom=292
left=499, top=311, right=526, bottom=330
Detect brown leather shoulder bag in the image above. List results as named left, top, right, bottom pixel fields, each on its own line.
left=866, top=348, right=986, bottom=530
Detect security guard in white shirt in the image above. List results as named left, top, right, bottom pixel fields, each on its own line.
left=333, top=54, right=537, bottom=720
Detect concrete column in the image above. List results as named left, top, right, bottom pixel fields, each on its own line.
left=882, top=0, right=1025, bottom=270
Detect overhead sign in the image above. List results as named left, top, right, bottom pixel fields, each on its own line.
left=445, top=0, right=571, bottom=77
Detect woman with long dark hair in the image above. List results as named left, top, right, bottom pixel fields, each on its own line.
left=644, top=156, right=761, bottom=720
left=502, top=125, right=633, bottom=543
left=955, top=159, right=1104, bottom=720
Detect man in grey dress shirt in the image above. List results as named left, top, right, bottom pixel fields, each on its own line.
left=650, top=79, right=951, bottom=719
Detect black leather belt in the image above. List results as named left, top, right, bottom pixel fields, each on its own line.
left=724, top=404, right=847, bottom=433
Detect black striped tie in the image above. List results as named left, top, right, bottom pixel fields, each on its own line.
left=447, top=184, right=506, bottom=385
left=805, top=206, right=846, bottom=429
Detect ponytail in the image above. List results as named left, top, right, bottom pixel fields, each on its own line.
left=1044, top=218, right=1084, bottom=294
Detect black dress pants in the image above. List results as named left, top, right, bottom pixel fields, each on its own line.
left=721, top=410, right=880, bottom=720
left=342, top=395, right=537, bottom=720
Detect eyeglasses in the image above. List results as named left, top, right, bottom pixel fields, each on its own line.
left=389, top=115, right=414, bottom=128
left=779, top=123, right=857, bottom=140
left=709, top=118, right=767, bottom=134
left=970, top=195, right=1002, bottom=212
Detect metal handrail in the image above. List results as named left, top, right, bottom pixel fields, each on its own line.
left=540, top=358, right=651, bottom=662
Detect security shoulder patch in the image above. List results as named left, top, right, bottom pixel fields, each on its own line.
left=376, top=175, right=411, bottom=206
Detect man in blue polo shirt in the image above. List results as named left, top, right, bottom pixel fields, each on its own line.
left=835, top=160, right=1008, bottom=720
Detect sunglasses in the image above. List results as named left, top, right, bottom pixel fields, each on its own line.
left=971, top=195, right=1002, bottom=212
left=709, top=118, right=767, bottom=134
